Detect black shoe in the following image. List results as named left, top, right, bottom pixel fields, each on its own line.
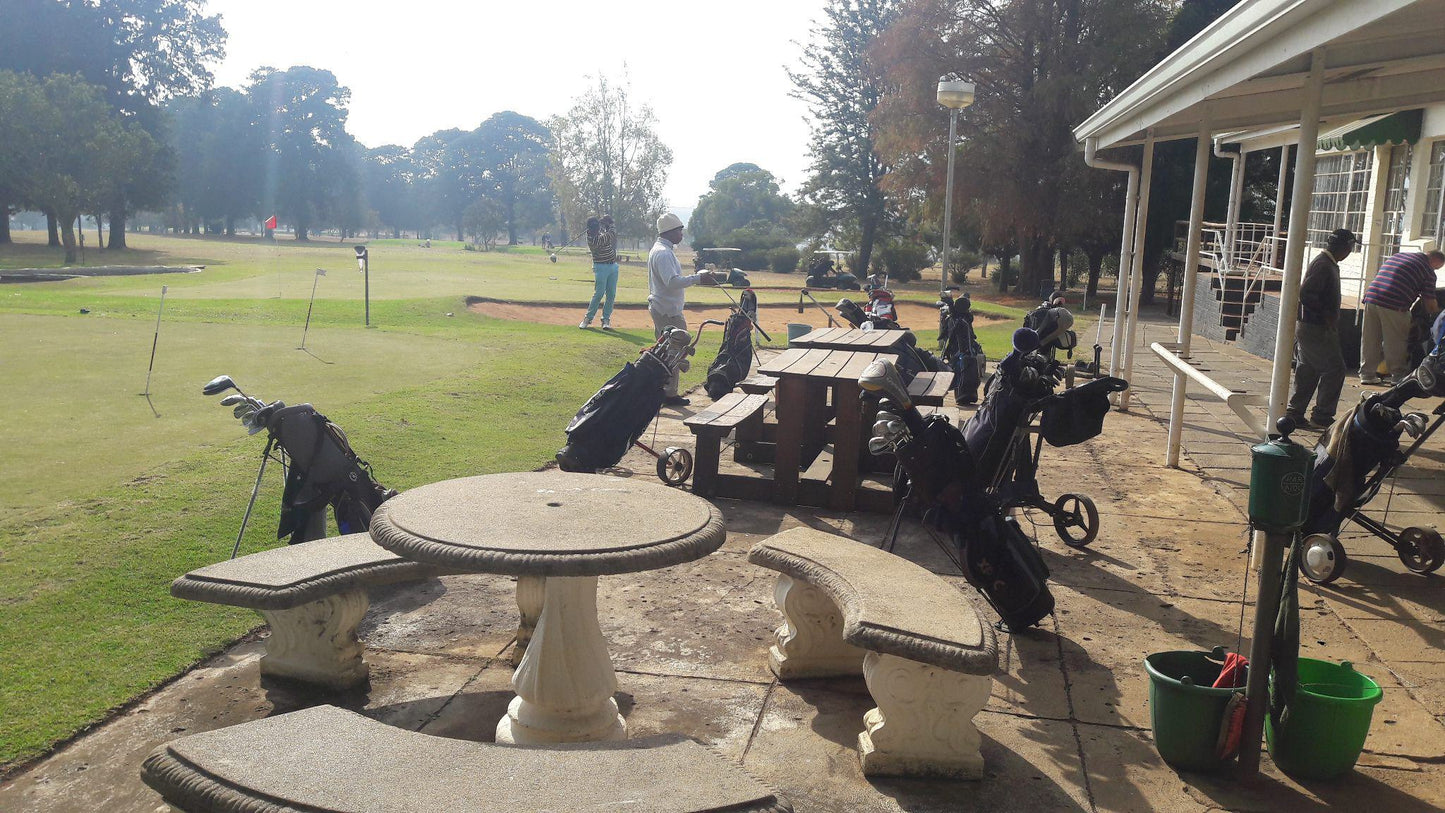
left=663, top=395, right=690, bottom=407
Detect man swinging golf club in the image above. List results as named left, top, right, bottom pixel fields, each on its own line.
left=648, top=212, right=716, bottom=407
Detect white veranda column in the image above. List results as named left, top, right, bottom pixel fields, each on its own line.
left=1110, top=163, right=1140, bottom=377
left=1119, top=132, right=1156, bottom=411
left=1166, top=121, right=1214, bottom=468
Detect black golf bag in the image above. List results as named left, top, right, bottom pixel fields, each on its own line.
left=939, top=293, right=987, bottom=405
left=1023, top=300, right=1078, bottom=359
left=260, top=405, right=397, bottom=544
left=705, top=308, right=755, bottom=399
left=864, top=358, right=1055, bottom=632
left=558, top=352, right=670, bottom=472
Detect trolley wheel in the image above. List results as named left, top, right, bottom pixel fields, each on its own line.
left=657, top=447, right=693, bottom=486
left=1052, top=494, right=1099, bottom=548
left=1395, top=527, right=1445, bottom=574
left=1299, top=533, right=1348, bottom=585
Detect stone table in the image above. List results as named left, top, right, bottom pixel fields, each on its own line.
left=368, top=471, right=725, bottom=745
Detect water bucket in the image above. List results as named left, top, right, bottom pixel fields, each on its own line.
left=787, top=323, right=812, bottom=346
left=1266, top=658, right=1382, bottom=779
left=1144, top=650, right=1239, bottom=772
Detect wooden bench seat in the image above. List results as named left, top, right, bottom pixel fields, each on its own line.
left=739, top=374, right=778, bottom=394
left=141, top=705, right=791, bottom=813
left=685, top=393, right=770, bottom=499
left=906, top=371, right=954, bottom=407
left=748, top=527, right=996, bottom=779
left=171, top=534, right=450, bottom=689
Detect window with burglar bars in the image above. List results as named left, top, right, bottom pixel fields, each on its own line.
left=1380, top=142, right=1412, bottom=256
left=1308, top=150, right=1373, bottom=247
left=1422, top=140, right=1445, bottom=240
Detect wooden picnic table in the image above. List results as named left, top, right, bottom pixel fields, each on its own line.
left=758, top=346, right=888, bottom=512
left=790, top=327, right=910, bottom=353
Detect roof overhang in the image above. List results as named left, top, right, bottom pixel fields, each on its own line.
left=1221, top=108, right=1425, bottom=154
left=1074, top=0, right=1445, bottom=148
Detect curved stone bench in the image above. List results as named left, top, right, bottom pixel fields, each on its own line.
left=141, top=705, right=792, bottom=812
left=748, top=526, right=997, bottom=779
left=171, top=534, right=451, bottom=689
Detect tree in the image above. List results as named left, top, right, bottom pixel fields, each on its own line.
left=549, top=73, right=672, bottom=243
left=412, top=129, right=478, bottom=241
left=0, top=70, right=47, bottom=244
left=247, top=66, right=353, bottom=241
left=871, top=0, right=1171, bottom=296
left=364, top=145, right=418, bottom=238
left=690, top=163, right=795, bottom=249
left=473, top=111, right=554, bottom=245
left=462, top=197, right=506, bottom=249
left=790, top=0, right=899, bottom=273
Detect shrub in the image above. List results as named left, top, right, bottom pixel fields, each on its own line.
left=948, top=249, right=982, bottom=284
left=768, top=245, right=801, bottom=273
left=874, top=240, right=932, bottom=283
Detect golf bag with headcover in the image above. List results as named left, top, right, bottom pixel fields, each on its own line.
left=251, top=403, right=397, bottom=544
left=861, top=357, right=1055, bottom=632
left=939, top=292, right=987, bottom=405
left=705, top=307, right=754, bottom=399
left=1023, top=297, right=1078, bottom=360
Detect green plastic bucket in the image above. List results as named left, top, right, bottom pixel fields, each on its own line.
left=787, top=323, right=813, bottom=345
left=1144, top=651, right=1239, bottom=772
left=1266, top=658, right=1382, bottom=780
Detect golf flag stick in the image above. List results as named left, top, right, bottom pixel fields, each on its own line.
left=142, top=285, right=168, bottom=396
left=299, top=269, right=325, bottom=350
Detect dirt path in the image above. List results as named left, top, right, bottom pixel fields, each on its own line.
left=466, top=297, right=1006, bottom=332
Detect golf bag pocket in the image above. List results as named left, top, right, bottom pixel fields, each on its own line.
left=959, top=512, right=1054, bottom=632
left=1039, top=376, right=1127, bottom=447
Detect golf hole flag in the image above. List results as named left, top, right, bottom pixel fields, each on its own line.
left=264, top=215, right=277, bottom=230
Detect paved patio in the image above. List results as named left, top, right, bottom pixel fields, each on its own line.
left=3, top=315, right=1442, bottom=812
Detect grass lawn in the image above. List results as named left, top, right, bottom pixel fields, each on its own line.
left=0, top=230, right=1056, bottom=772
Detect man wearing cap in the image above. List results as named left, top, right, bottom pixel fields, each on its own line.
left=1359, top=247, right=1445, bottom=385
left=1286, top=228, right=1355, bottom=429
left=648, top=212, right=713, bottom=406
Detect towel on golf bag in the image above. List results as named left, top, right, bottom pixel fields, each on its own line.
left=1039, top=376, right=1129, bottom=447
left=705, top=310, right=754, bottom=400
left=558, top=355, right=668, bottom=471
left=267, top=405, right=396, bottom=544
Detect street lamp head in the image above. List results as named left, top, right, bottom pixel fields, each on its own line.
left=936, top=78, right=975, bottom=110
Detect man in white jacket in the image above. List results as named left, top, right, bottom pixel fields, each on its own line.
left=648, top=212, right=714, bottom=406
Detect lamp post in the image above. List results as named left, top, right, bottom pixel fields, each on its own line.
left=936, top=78, right=975, bottom=294
left=354, top=245, right=371, bottom=327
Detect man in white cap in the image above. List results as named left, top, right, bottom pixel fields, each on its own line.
left=648, top=212, right=714, bottom=406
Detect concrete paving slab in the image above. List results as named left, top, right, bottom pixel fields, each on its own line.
left=363, top=573, right=520, bottom=661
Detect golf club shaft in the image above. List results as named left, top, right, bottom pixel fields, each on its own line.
left=230, top=451, right=270, bottom=559
left=802, top=289, right=841, bottom=328
left=143, top=286, right=168, bottom=396
left=715, top=284, right=772, bottom=342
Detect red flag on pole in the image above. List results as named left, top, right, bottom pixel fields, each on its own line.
left=264, top=215, right=277, bottom=230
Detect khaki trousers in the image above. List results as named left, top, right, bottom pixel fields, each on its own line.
left=650, top=309, right=688, bottom=396
left=1359, top=304, right=1412, bottom=381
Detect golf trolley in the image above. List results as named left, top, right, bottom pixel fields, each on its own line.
left=202, top=375, right=396, bottom=558
left=558, top=323, right=725, bottom=485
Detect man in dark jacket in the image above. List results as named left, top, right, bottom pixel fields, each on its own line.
left=1286, top=228, right=1355, bottom=429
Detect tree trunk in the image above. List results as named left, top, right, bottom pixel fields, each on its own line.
left=1086, top=251, right=1104, bottom=301
left=997, top=254, right=1012, bottom=292
left=0, top=196, right=11, bottom=244
left=108, top=212, right=127, bottom=248
left=60, top=216, right=78, bottom=265
left=1016, top=237, right=1053, bottom=298
left=96, top=216, right=105, bottom=250
left=295, top=223, right=308, bottom=241
left=456, top=221, right=464, bottom=242
left=858, top=215, right=878, bottom=276
left=47, top=212, right=60, bottom=246
left=1057, top=247, right=1069, bottom=292
left=225, top=215, right=234, bottom=237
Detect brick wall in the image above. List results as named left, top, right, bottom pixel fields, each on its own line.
left=1232, top=292, right=1363, bottom=366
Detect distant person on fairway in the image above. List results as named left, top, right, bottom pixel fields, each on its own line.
left=648, top=212, right=713, bottom=407
left=579, top=215, right=619, bottom=330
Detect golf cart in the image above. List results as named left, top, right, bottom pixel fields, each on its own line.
left=696, top=247, right=751, bottom=287
left=805, top=251, right=861, bottom=290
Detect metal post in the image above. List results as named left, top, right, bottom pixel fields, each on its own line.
left=364, top=254, right=370, bottom=327
left=1238, top=529, right=1289, bottom=773
left=1120, top=132, right=1156, bottom=411
left=1166, top=122, right=1213, bottom=467
left=940, top=108, right=959, bottom=295
left=1268, top=51, right=1326, bottom=430
left=1225, top=147, right=1246, bottom=267
left=1110, top=165, right=1139, bottom=376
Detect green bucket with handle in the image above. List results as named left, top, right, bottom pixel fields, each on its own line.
left=1144, top=650, right=1240, bottom=772
left=1267, top=658, right=1382, bottom=779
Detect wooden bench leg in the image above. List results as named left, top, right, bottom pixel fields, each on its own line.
left=259, top=590, right=370, bottom=690
left=511, top=575, right=546, bottom=667
left=767, top=575, right=866, bottom=679
left=692, top=433, right=721, bottom=497
left=857, top=652, right=990, bottom=779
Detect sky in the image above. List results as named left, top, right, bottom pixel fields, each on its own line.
left=205, top=0, right=828, bottom=215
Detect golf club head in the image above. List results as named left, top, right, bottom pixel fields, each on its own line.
left=867, top=436, right=893, bottom=456
left=858, top=359, right=912, bottom=409
left=202, top=375, right=236, bottom=396
left=233, top=403, right=257, bottom=419
left=219, top=394, right=246, bottom=407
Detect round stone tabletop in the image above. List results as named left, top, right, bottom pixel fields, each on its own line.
left=369, top=471, right=726, bottom=577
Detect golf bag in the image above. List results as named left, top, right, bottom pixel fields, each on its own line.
left=862, top=359, right=1055, bottom=632
left=836, top=297, right=901, bottom=331
left=705, top=308, right=755, bottom=399
left=558, top=353, right=670, bottom=472
left=939, top=292, right=987, bottom=405
left=262, top=405, right=397, bottom=544
left=1023, top=298, right=1078, bottom=359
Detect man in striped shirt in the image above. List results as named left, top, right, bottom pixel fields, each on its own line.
left=579, top=215, right=619, bottom=330
left=1359, top=249, right=1445, bottom=384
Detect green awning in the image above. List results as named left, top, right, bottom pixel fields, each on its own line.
left=1317, top=109, right=1423, bottom=152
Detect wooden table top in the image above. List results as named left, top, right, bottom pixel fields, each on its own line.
left=757, top=347, right=884, bottom=382
left=790, top=327, right=908, bottom=352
